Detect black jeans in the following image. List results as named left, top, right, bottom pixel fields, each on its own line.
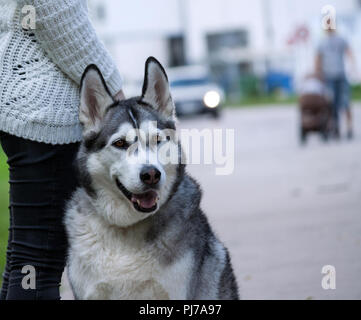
left=0, top=132, right=79, bottom=300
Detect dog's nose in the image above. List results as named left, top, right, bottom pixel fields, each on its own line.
left=140, top=166, right=161, bottom=186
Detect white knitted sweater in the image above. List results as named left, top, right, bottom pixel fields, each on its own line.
left=0, top=0, right=122, bottom=144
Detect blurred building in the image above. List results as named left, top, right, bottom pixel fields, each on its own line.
left=88, top=0, right=361, bottom=99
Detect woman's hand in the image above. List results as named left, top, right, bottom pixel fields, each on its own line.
left=114, top=89, right=125, bottom=101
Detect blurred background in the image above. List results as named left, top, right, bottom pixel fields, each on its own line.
left=1, top=0, right=361, bottom=299
left=87, top=0, right=361, bottom=103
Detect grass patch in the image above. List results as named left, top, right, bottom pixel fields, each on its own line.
left=0, top=148, right=9, bottom=288
left=351, top=84, right=361, bottom=101
left=226, top=95, right=298, bottom=108
left=225, top=84, right=361, bottom=108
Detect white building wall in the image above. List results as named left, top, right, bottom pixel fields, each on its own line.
left=182, top=0, right=266, bottom=63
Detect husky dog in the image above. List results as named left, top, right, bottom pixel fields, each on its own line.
left=65, top=57, right=239, bottom=300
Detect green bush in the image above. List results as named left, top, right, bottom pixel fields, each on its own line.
left=351, top=84, right=361, bottom=101
left=0, top=148, right=9, bottom=288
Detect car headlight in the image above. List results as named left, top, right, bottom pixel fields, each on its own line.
left=203, top=91, right=220, bottom=108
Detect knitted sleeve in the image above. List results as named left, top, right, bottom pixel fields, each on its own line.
left=17, top=0, right=122, bottom=95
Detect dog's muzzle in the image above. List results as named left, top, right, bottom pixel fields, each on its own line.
left=115, top=178, right=159, bottom=213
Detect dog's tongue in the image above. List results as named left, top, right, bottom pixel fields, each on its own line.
left=131, top=190, right=158, bottom=209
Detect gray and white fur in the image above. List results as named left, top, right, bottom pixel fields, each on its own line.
left=65, top=57, right=239, bottom=300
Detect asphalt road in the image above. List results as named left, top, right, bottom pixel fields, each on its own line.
left=183, top=104, right=361, bottom=300
left=61, top=104, right=361, bottom=300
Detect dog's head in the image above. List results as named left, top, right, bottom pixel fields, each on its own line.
left=78, top=57, right=183, bottom=227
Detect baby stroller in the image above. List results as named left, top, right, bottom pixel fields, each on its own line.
left=298, top=75, right=331, bottom=143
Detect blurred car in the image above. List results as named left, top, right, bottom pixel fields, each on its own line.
left=122, top=65, right=224, bottom=118
left=168, top=65, right=224, bottom=118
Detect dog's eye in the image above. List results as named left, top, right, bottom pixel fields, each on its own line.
left=112, top=139, right=128, bottom=149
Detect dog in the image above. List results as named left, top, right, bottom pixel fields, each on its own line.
left=65, top=57, right=239, bottom=300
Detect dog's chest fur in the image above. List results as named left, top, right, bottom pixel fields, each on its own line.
left=66, top=199, right=193, bottom=300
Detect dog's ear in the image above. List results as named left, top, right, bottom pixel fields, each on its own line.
left=79, top=65, right=114, bottom=133
left=141, top=57, right=175, bottom=119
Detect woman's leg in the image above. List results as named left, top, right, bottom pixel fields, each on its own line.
left=0, top=208, right=12, bottom=300
left=0, top=133, right=79, bottom=300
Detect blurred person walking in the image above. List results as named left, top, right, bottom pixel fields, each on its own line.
left=315, top=22, right=355, bottom=139
left=0, top=0, right=124, bottom=300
